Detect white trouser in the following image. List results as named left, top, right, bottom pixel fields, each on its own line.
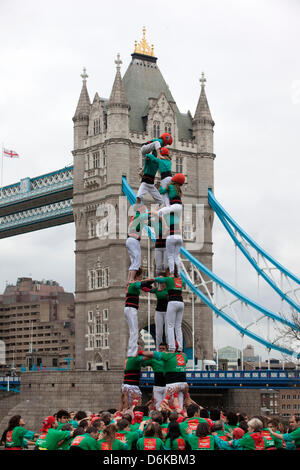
left=165, top=382, right=187, bottom=409
left=166, top=235, right=183, bottom=274
left=137, top=182, right=163, bottom=205
left=158, top=203, right=182, bottom=219
left=160, top=176, right=172, bottom=206
left=166, top=301, right=184, bottom=352
left=153, top=385, right=166, bottom=410
left=155, top=310, right=167, bottom=350
left=141, top=142, right=160, bottom=155
left=154, top=247, right=167, bottom=275
left=124, top=307, right=139, bottom=357
left=158, top=204, right=183, bottom=239
left=121, top=384, right=142, bottom=405
left=126, top=237, right=141, bottom=271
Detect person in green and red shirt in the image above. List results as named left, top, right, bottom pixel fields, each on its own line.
left=165, top=421, right=186, bottom=450
left=121, top=345, right=150, bottom=408
left=35, top=416, right=56, bottom=450
left=211, top=422, right=244, bottom=451
left=115, top=419, right=147, bottom=450
left=212, top=420, right=231, bottom=448
left=126, top=205, right=152, bottom=284
left=141, top=133, right=173, bottom=159
left=42, top=422, right=75, bottom=450
left=230, top=418, right=267, bottom=450
left=186, top=421, right=215, bottom=450
left=97, top=424, right=128, bottom=450
left=55, top=409, right=71, bottom=430
left=143, top=343, right=168, bottom=410
left=267, top=418, right=285, bottom=450
left=136, top=422, right=165, bottom=450
left=268, top=415, right=300, bottom=450
left=139, top=348, right=187, bottom=409
left=179, top=404, right=208, bottom=440
left=3, top=415, right=38, bottom=450
left=136, top=153, right=163, bottom=206
left=224, top=411, right=239, bottom=435
left=155, top=270, right=184, bottom=353
left=69, top=426, right=99, bottom=450
left=124, top=269, right=154, bottom=357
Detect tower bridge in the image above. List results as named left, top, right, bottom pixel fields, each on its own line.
left=0, top=166, right=74, bottom=238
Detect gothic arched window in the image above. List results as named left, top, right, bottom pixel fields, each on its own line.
left=153, top=121, right=160, bottom=138
left=165, top=123, right=171, bottom=134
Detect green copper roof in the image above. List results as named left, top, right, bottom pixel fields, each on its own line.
left=122, top=55, right=192, bottom=140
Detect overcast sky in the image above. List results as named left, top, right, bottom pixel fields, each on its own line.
left=0, top=0, right=299, bottom=359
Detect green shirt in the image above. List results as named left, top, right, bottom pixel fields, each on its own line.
left=43, top=428, right=71, bottom=450
left=5, top=426, right=34, bottom=449
left=143, top=357, right=165, bottom=374
left=165, top=436, right=186, bottom=450
left=143, top=153, right=159, bottom=178
left=160, top=183, right=180, bottom=202
left=153, top=351, right=187, bottom=374
left=187, top=434, right=215, bottom=450
left=97, top=438, right=128, bottom=450
left=151, top=287, right=168, bottom=301
left=36, top=430, right=49, bottom=449
left=124, top=355, right=143, bottom=372
left=179, top=417, right=207, bottom=440
left=283, top=427, right=300, bottom=448
left=115, top=430, right=141, bottom=450
left=261, top=428, right=276, bottom=449
left=224, top=423, right=238, bottom=434
left=158, top=158, right=172, bottom=176
left=136, top=436, right=165, bottom=450
left=70, top=433, right=98, bottom=450
left=231, top=432, right=267, bottom=451
left=155, top=276, right=184, bottom=293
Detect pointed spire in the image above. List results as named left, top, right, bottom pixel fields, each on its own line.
left=194, top=72, right=214, bottom=123
left=108, top=54, right=129, bottom=107
left=73, top=67, right=91, bottom=120
left=93, top=92, right=100, bottom=104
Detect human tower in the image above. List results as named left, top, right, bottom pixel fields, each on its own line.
left=122, top=132, right=189, bottom=411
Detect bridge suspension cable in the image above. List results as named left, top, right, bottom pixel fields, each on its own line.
left=208, top=189, right=300, bottom=315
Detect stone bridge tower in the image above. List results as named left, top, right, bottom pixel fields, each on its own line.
left=72, top=29, right=215, bottom=371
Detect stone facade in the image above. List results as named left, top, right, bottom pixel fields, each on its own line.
left=72, top=35, right=215, bottom=371
left=0, top=277, right=75, bottom=372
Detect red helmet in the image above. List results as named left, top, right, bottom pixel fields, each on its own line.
left=160, top=147, right=170, bottom=157
left=172, top=173, right=185, bottom=185
left=160, top=133, right=173, bottom=146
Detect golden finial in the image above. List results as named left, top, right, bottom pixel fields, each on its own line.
left=134, top=27, right=154, bottom=57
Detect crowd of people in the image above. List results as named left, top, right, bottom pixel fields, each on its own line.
left=1, top=404, right=299, bottom=450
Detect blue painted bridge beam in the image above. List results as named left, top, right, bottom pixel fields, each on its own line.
left=140, top=370, right=300, bottom=390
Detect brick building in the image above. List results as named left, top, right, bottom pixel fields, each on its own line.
left=0, top=277, right=75, bottom=372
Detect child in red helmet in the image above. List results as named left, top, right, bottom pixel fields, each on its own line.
left=141, top=133, right=173, bottom=158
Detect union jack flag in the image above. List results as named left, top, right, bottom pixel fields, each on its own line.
left=3, top=148, right=19, bottom=158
